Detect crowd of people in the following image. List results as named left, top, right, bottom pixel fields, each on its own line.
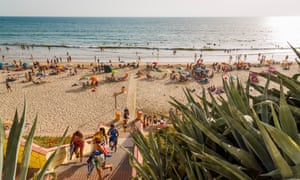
left=68, top=107, right=171, bottom=179
left=142, top=114, right=167, bottom=130
left=70, top=123, right=119, bottom=180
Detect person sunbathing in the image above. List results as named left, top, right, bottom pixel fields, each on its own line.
left=87, top=136, right=112, bottom=180
left=179, top=74, right=188, bottom=82
left=106, top=73, right=117, bottom=82
left=146, top=72, right=154, bottom=79
left=118, top=72, right=129, bottom=81
left=170, top=71, right=177, bottom=80
left=208, top=85, right=216, bottom=92
left=215, top=87, right=224, bottom=94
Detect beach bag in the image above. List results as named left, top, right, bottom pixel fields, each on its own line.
left=102, top=145, right=109, bottom=155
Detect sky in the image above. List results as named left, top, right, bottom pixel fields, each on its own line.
left=1, top=0, right=300, bottom=17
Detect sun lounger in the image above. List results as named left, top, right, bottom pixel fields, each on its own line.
left=118, top=72, right=129, bottom=81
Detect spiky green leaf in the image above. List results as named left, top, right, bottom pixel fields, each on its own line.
left=36, top=126, right=69, bottom=180
left=254, top=112, right=293, bottom=178
left=19, top=116, right=38, bottom=180
left=4, top=102, right=27, bottom=180
left=0, top=118, right=4, bottom=179
left=278, top=83, right=300, bottom=144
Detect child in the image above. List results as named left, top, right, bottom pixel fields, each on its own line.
left=107, top=124, right=119, bottom=152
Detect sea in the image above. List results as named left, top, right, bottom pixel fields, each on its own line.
left=0, top=16, right=300, bottom=63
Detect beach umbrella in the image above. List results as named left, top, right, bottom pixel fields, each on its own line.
left=250, top=72, right=257, bottom=77
left=23, top=62, right=30, bottom=67
left=90, top=76, right=99, bottom=82
left=3, top=62, right=14, bottom=67
left=181, top=71, right=190, bottom=76
left=268, top=66, right=276, bottom=71
left=195, top=68, right=202, bottom=72
left=111, top=70, right=118, bottom=75
left=152, top=61, right=158, bottom=65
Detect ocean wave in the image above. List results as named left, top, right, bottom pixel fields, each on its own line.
left=0, top=42, right=295, bottom=52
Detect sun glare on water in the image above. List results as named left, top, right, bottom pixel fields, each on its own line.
left=265, top=16, right=300, bottom=45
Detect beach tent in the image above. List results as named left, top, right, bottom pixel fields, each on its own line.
left=104, top=65, right=112, bottom=73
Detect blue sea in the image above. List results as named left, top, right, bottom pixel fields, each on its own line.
left=0, top=16, right=300, bottom=63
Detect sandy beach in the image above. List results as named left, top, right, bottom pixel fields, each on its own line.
left=0, top=60, right=298, bottom=136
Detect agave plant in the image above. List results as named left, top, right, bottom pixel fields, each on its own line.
left=128, top=45, right=300, bottom=179
left=0, top=101, right=68, bottom=180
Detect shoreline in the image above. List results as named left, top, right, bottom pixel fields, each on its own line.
left=1, top=44, right=297, bottom=65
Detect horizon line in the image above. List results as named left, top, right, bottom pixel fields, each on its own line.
left=0, top=15, right=298, bottom=18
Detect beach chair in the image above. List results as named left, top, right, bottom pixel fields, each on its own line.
left=146, top=72, right=155, bottom=80
left=118, top=72, right=129, bottom=81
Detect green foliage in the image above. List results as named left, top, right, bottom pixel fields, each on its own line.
left=23, top=135, right=72, bottom=148
left=128, top=45, right=300, bottom=179
left=35, top=127, right=69, bottom=180
left=0, top=102, right=68, bottom=180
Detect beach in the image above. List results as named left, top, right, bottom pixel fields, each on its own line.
left=0, top=60, right=298, bottom=136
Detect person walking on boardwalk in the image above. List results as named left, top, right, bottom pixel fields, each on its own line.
left=123, top=107, right=130, bottom=132
left=70, top=130, right=84, bottom=162
left=107, top=124, right=119, bottom=152
left=87, top=132, right=112, bottom=180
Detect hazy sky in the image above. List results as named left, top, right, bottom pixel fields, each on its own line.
left=1, top=0, right=300, bottom=17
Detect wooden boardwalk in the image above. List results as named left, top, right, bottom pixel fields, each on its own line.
left=55, top=73, right=138, bottom=180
